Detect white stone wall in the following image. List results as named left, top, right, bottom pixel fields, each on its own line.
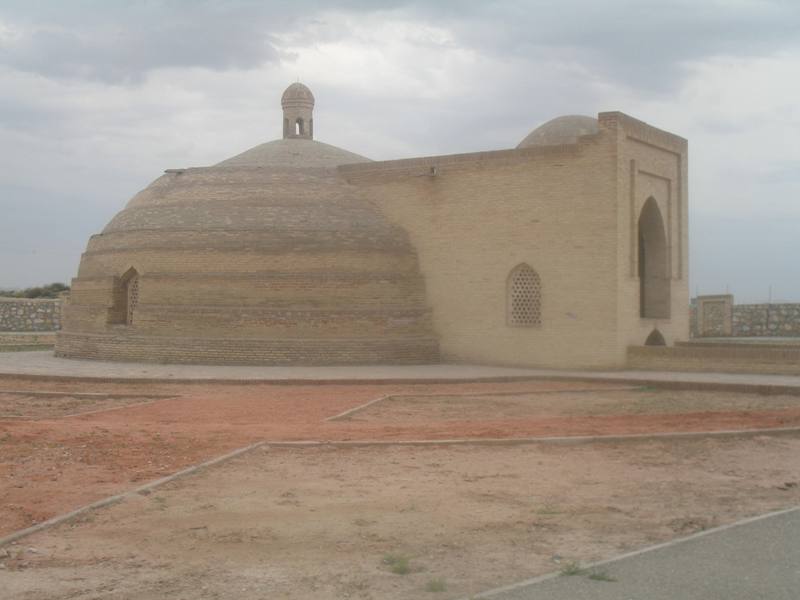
left=0, top=298, right=62, bottom=332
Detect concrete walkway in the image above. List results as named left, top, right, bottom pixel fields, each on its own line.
left=2, top=351, right=800, bottom=390
left=479, top=507, right=800, bottom=600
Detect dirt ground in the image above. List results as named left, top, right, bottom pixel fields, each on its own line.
left=2, top=377, right=800, bottom=538
left=3, top=435, right=800, bottom=600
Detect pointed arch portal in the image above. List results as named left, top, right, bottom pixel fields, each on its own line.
left=638, top=198, right=670, bottom=319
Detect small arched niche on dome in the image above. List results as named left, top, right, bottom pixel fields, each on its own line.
left=517, top=115, right=599, bottom=149
left=282, top=82, right=315, bottom=140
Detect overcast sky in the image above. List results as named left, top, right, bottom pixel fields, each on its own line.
left=0, top=0, right=798, bottom=302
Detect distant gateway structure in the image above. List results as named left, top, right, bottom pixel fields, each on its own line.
left=56, top=82, right=689, bottom=367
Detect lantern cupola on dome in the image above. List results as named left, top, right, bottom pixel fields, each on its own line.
left=282, top=82, right=315, bottom=140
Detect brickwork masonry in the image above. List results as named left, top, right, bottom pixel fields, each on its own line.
left=628, top=344, right=800, bottom=376
left=0, top=298, right=62, bottom=332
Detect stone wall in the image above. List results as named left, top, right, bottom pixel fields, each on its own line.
left=732, top=303, right=800, bottom=337
left=693, top=295, right=733, bottom=337
left=0, top=298, right=62, bottom=332
left=691, top=298, right=800, bottom=337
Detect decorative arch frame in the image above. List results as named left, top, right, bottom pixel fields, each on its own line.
left=507, top=263, right=542, bottom=327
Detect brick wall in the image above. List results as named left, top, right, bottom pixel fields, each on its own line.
left=343, top=135, right=620, bottom=368
left=55, top=332, right=439, bottom=365
left=0, top=332, right=57, bottom=347
left=343, top=112, right=690, bottom=369
left=612, top=112, right=690, bottom=358
left=628, top=344, right=800, bottom=376
left=0, top=298, right=62, bottom=332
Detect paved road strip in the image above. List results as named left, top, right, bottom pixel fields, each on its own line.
left=468, top=506, right=800, bottom=600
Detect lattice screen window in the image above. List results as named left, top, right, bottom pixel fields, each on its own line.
left=126, top=276, right=140, bottom=325
left=508, top=264, right=542, bottom=327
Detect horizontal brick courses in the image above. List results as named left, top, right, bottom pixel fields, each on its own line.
left=56, top=332, right=439, bottom=366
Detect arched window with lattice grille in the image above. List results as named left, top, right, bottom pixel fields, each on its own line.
left=507, top=264, right=542, bottom=327
left=126, top=274, right=139, bottom=325
left=108, top=267, right=140, bottom=325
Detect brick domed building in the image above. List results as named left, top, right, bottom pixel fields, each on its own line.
left=57, top=83, right=689, bottom=367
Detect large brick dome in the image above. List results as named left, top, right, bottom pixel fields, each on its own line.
left=56, top=85, right=440, bottom=365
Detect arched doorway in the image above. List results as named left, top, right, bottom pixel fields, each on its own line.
left=109, top=267, right=139, bottom=325
left=645, top=328, right=666, bottom=346
left=638, top=198, right=670, bottom=318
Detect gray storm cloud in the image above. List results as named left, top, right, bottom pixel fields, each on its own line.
left=1, top=1, right=797, bottom=86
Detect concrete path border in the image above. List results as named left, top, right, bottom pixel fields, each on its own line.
left=0, top=389, right=176, bottom=399
left=268, top=426, right=800, bottom=448
left=324, top=394, right=394, bottom=421
left=0, top=390, right=180, bottom=420
left=324, top=386, right=640, bottom=422
left=0, top=398, right=171, bottom=421
left=2, top=370, right=800, bottom=395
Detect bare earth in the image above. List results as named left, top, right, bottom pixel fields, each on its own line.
left=2, top=377, right=800, bottom=599
left=3, top=437, right=800, bottom=600
left=0, top=391, right=173, bottom=419
left=2, top=378, right=653, bottom=537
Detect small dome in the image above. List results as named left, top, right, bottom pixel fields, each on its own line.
left=517, top=115, right=599, bottom=148
left=281, top=82, right=315, bottom=107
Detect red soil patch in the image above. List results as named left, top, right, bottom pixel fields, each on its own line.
left=1, top=377, right=799, bottom=537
